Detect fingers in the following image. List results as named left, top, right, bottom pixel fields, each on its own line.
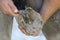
left=31, top=33, right=39, bottom=36
left=0, top=0, right=18, bottom=16
left=7, top=1, right=19, bottom=16
left=3, top=3, right=18, bottom=16
left=8, top=1, right=18, bottom=13
left=0, top=3, right=8, bottom=14
left=7, top=6, right=18, bottom=16
left=18, top=26, right=28, bottom=35
left=18, top=26, right=39, bottom=36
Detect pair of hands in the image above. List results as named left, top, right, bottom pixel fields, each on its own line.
left=0, top=0, right=39, bottom=36
left=0, top=0, right=60, bottom=36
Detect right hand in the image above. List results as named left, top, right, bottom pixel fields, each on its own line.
left=0, top=0, right=18, bottom=16
left=18, top=26, right=39, bottom=36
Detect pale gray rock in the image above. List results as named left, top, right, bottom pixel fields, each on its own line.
left=15, top=7, right=43, bottom=35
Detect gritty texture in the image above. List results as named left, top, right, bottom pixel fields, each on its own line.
left=15, top=7, right=43, bottom=35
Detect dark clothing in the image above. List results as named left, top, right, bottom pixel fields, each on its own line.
left=13, top=0, right=43, bottom=12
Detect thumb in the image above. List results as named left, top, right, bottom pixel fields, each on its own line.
left=8, top=1, right=18, bottom=13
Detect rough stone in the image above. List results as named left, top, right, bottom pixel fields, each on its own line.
left=15, top=7, right=43, bottom=35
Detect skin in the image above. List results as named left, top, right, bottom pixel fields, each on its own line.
left=0, top=0, right=60, bottom=36
left=40, top=0, right=60, bottom=24
left=0, top=0, right=18, bottom=16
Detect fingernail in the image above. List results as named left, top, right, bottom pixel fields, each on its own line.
left=14, top=9, right=18, bottom=13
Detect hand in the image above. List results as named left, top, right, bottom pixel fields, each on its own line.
left=18, top=26, right=39, bottom=36
left=0, top=0, right=18, bottom=16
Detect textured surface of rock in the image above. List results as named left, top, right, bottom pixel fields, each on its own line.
left=15, top=7, right=43, bottom=35
left=43, top=9, right=60, bottom=40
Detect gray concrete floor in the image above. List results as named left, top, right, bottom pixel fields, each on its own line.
left=0, top=9, right=13, bottom=40
left=0, top=13, right=8, bottom=40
